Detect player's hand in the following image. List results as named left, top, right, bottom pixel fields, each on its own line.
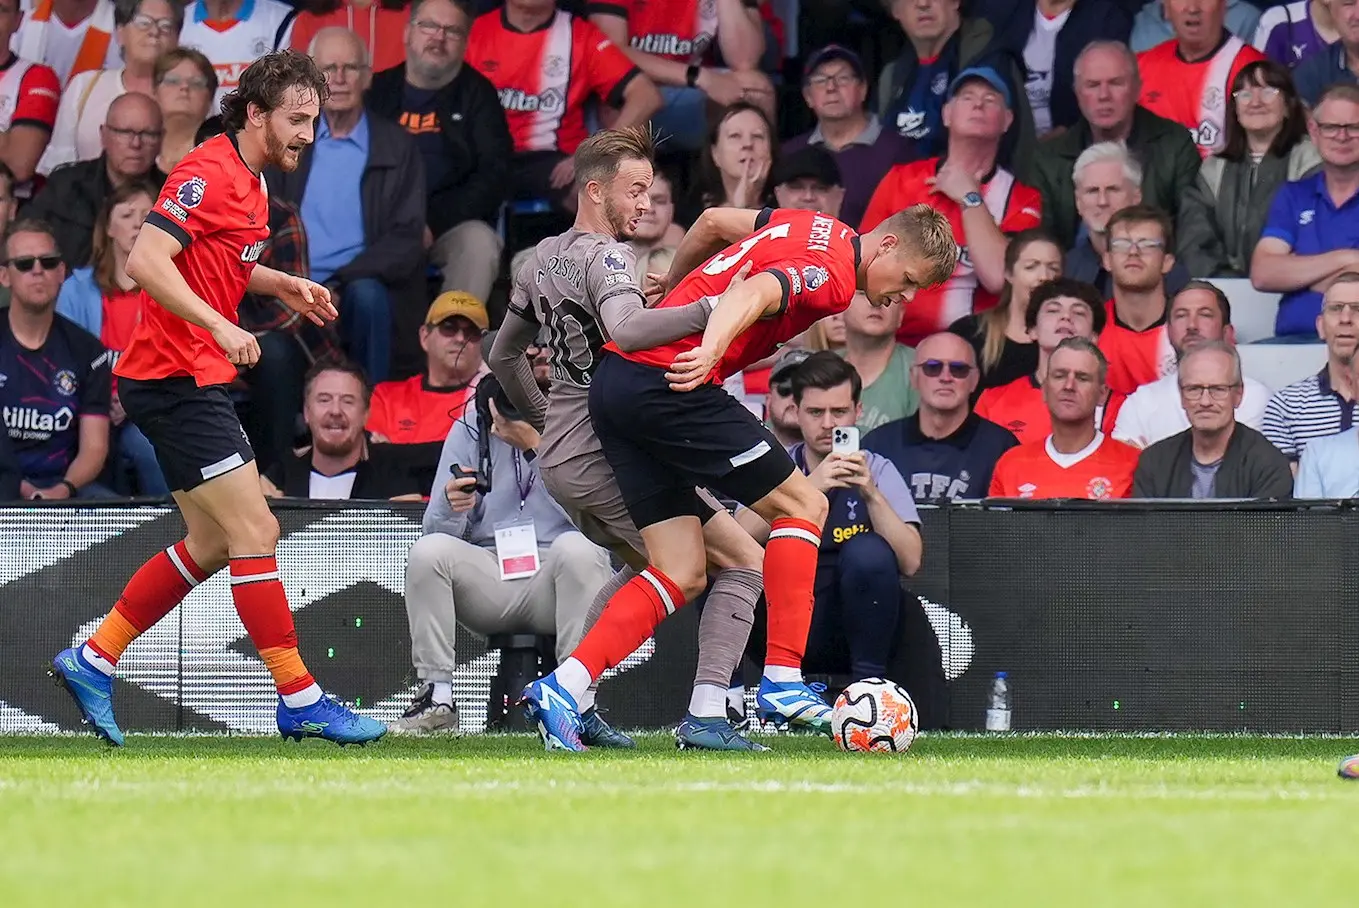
left=731, top=155, right=770, bottom=210
left=927, top=160, right=980, bottom=205
left=445, top=467, right=479, bottom=512
left=665, top=345, right=721, bottom=392
left=643, top=272, right=669, bottom=306
left=277, top=275, right=338, bottom=326
left=550, top=154, right=576, bottom=190
left=808, top=452, right=852, bottom=493
left=211, top=321, right=262, bottom=366
left=489, top=399, right=541, bottom=453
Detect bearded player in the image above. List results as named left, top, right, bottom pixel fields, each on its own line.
left=48, top=51, right=386, bottom=747
left=520, top=202, right=958, bottom=750
left=489, top=125, right=771, bottom=752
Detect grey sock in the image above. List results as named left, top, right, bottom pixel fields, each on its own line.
left=694, top=567, right=761, bottom=689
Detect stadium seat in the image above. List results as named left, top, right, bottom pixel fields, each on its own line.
left=1238, top=343, right=1326, bottom=392
left=485, top=633, right=557, bottom=733
left=1211, top=278, right=1281, bottom=344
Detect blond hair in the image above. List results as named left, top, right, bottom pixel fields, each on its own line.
left=872, top=203, right=960, bottom=287
left=574, top=125, right=657, bottom=187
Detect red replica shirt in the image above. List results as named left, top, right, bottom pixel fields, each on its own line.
left=468, top=8, right=639, bottom=155
left=1137, top=34, right=1264, bottom=158
left=975, top=374, right=1126, bottom=445
left=116, top=133, right=269, bottom=388
left=366, top=374, right=477, bottom=445
left=609, top=208, right=860, bottom=381
left=1097, top=301, right=1176, bottom=397
left=288, top=4, right=409, bottom=74
left=988, top=434, right=1139, bottom=500
left=0, top=56, right=60, bottom=132
left=860, top=158, right=1042, bottom=346
left=587, top=0, right=759, bottom=64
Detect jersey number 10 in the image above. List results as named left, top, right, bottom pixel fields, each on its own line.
left=701, top=222, right=792, bottom=276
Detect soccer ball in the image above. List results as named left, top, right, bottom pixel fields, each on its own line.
left=832, top=678, right=919, bottom=754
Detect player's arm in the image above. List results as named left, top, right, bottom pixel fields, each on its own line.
left=601, top=288, right=714, bottom=351
left=664, top=207, right=764, bottom=286
left=488, top=309, right=549, bottom=434
left=665, top=263, right=779, bottom=391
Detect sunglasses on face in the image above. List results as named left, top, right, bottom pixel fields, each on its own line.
left=7, top=255, right=62, bottom=273
left=917, top=359, right=973, bottom=379
left=433, top=319, right=480, bottom=339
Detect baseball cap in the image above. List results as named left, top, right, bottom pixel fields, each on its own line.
left=771, top=145, right=843, bottom=189
left=948, top=66, right=1012, bottom=108
left=802, top=44, right=866, bottom=83
left=769, top=347, right=814, bottom=389
left=425, top=291, right=489, bottom=331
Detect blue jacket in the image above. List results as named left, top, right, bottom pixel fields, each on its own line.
left=55, top=267, right=102, bottom=338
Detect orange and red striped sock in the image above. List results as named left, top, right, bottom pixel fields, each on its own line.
left=763, top=517, right=823, bottom=671
left=84, top=541, right=210, bottom=672
left=229, top=555, right=320, bottom=706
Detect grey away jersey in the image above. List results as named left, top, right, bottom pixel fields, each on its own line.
left=508, top=230, right=644, bottom=468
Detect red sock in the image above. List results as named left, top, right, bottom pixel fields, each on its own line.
left=572, top=568, right=685, bottom=678
left=229, top=555, right=315, bottom=696
left=764, top=518, right=823, bottom=669
left=86, top=541, right=210, bottom=665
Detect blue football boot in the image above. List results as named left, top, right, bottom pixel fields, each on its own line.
left=277, top=694, right=386, bottom=746
left=675, top=714, right=770, bottom=752
left=755, top=677, right=833, bottom=736
left=520, top=674, right=586, bottom=752
left=50, top=647, right=124, bottom=746
left=580, top=707, right=635, bottom=748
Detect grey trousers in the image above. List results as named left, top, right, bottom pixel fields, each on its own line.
left=404, top=531, right=613, bottom=682
left=430, top=220, right=504, bottom=304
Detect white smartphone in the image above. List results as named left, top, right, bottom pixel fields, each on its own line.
left=832, top=426, right=860, bottom=455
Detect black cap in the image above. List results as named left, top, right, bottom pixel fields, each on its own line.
left=769, top=347, right=814, bottom=388
left=771, top=145, right=842, bottom=189
left=802, top=44, right=866, bottom=83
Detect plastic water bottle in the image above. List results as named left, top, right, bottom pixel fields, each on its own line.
left=985, top=672, right=1011, bottom=731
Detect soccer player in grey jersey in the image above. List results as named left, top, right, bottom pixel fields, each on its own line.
left=489, top=126, right=768, bottom=751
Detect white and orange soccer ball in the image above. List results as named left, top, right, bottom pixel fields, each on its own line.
left=832, top=678, right=919, bottom=754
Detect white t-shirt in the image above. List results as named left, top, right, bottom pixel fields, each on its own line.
left=1112, top=372, right=1273, bottom=448
left=309, top=470, right=357, bottom=500
left=179, top=0, right=295, bottom=111
left=1023, top=6, right=1071, bottom=135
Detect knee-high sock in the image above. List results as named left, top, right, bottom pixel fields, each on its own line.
left=575, top=566, right=636, bottom=712
left=689, top=567, right=761, bottom=718
left=85, top=541, right=211, bottom=671
left=763, top=518, right=823, bottom=671
left=229, top=555, right=320, bottom=705
left=569, top=567, right=685, bottom=682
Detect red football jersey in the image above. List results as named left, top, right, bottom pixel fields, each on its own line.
left=860, top=157, right=1042, bottom=346
left=467, top=8, right=639, bottom=155
left=1097, top=300, right=1176, bottom=397
left=608, top=208, right=860, bottom=381
left=587, top=0, right=759, bottom=64
left=0, top=57, right=60, bottom=132
left=975, top=374, right=1126, bottom=445
left=366, top=374, right=478, bottom=445
left=115, top=133, right=269, bottom=388
left=1137, top=35, right=1263, bottom=158
left=988, top=434, right=1139, bottom=500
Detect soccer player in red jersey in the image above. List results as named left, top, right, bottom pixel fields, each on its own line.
left=519, top=202, right=958, bottom=750
left=48, top=51, right=386, bottom=747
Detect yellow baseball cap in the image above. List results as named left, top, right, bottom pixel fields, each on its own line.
left=425, top=291, right=489, bottom=331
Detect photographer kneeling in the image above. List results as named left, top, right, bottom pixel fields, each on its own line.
left=392, top=371, right=614, bottom=735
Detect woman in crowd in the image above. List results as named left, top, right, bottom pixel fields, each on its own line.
left=40, top=0, right=181, bottom=173
left=681, top=101, right=776, bottom=224
left=805, top=312, right=846, bottom=352
left=153, top=48, right=219, bottom=173
left=1177, top=60, right=1319, bottom=278
left=56, top=181, right=168, bottom=495
left=948, top=229, right=1063, bottom=393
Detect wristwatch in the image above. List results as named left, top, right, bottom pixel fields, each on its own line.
left=685, top=64, right=701, bottom=88
left=960, top=191, right=983, bottom=210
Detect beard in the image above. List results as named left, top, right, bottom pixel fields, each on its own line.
left=603, top=194, right=635, bottom=240
left=313, top=426, right=357, bottom=458
left=264, top=121, right=298, bottom=171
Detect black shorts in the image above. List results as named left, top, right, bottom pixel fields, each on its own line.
left=119, top=376, right=255, bottom=493
left=588, top=353, right=795, bottom=530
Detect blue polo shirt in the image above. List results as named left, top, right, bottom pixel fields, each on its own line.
left=303, top=112, right=369, bottom=284
left=1260, top=171, right=1359, bottom=337
left=1291, top=42, right=1359, bottom=107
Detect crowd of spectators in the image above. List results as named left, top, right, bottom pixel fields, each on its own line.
left=4, top=0, right=1359, bottom=728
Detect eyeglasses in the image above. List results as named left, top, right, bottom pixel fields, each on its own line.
left=1324, top=302, right=1359, bottom=316
left=1232, top=85, right=1281, bottom=102
left=917, top=359, right=974, bottom=379
left=130, top=13, right=177, bottom=35
left=1179, top=383, right=1240, bottom=401
left=319, top=62, right=369, bottom=81
left=1315, top=121, right=1359, bottom=139
left=807, top=73, right=858, bottom=90
left=432, top=319, right=481, bottom=339
left=7, top=255, right=62, bottom=273
left=160, top=73, right=211, bottom=92
left=1108, top=237, right=1165, bottom=254
left=105, top=125, right=164, bottom=144
left=413, top=19, right=467, bottom=41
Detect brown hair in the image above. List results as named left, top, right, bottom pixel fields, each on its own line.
left=154, top=46, right=219, bottom=96
left=1024, top=277, right=1107, bottom=333
left=976, top=228, right=1061, bottom=373
left=1051, top=335, right=1109, bottom=386
left=1105, top=203, right=1174, bottom=250
left=1220, top=60, right=1307, bottom=162
left=574, top=125, right=656, bottom=187
left=91, top=180, right=158, bottom=294
left=869, top=203, right=959, bottom=288
left=1174, top=279, right=1233, bottom=325
left=695, top=101, right=776, bottom=209
left=220, top=49, right=328, bottom=132
left=304, top=356, right=372, bottom=408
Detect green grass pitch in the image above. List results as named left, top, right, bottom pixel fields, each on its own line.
left=2, top=732, right=1357, bottom=907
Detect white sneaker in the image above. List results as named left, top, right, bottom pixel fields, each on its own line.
left=388, top=684, right=460, bottom=735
